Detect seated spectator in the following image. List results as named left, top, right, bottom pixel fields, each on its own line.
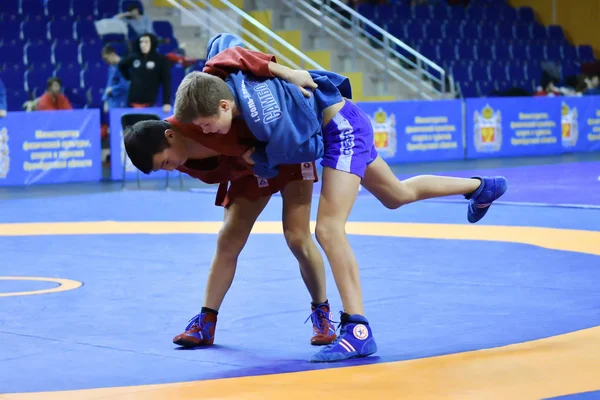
left=33, top=78, right=73, bottom=111
left=534, top=76, right=562, bottom=97
left=114, top=4, right=154, bottom=38
left=583, top=74, right=600, bottom=96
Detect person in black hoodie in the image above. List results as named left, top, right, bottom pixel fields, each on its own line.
left=119, top=33, right=172, bottom=113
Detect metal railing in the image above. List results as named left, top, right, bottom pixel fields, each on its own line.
left=165, top=0, right=325, bottom=70
left=283, top=0, right=452, bottom=99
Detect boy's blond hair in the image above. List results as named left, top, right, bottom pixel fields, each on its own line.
left=174, top=71, right=234, bottom=123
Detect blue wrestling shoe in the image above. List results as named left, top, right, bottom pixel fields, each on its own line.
left=466, top=176, right=508, bottom=223
left=309, top=312, right=377, bottom=363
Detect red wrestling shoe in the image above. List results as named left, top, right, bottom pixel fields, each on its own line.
left=306, top=302, right=337, bottom=345
left=173, top=311, right=217, bottom=348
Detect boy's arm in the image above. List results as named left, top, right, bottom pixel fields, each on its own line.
left=204, top=46, right=317, bottom=97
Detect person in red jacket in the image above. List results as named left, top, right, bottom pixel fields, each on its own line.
left=35, top=77, right=73, bottom=111
left=124, top=116, right=336, bottom=349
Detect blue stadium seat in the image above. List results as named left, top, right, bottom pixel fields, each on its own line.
left=79, top=42, right=104, bottom=65
left=448, top=5, right=466, bottom=21
left=431, top=6, right=449, bottom=21
left=561, top=45, right=577, bottom=60
left=96, top=0, right=120, bottom=19
left=25, top=43, right=52, bottom=65
left=52, top=41, right=80, bottom=66
left=49, top=20, right=75, bottom=41
left=547, top=25, right=565, bottom=41
left=523, top=63, right=543, bottom=81
left=577, top=45, right=595, bottom=62
left=0, top=68, right=26, bottom=90
left=75, top=20, right=99, bottom=40
left=6, top=89, right=31, bottom=111
left=495, top=80, right=512, bottom=93
left=545, top=45, right=562, bottom=61
left=457, top=43, right=476, bottom=60
left=443, top=22, right=461, bottom=39
left=0, top=0, right=19, bottom=15
left=506, top=63, right=525, bottom=81
left=0, top=21, right=21, bottom=41
left=478, top=23, right=496, bottom=40
left=405, top=22, right=425, bottom=41
left=499, top=7, right=517, bottom=21
left=72, top=1, right=97, bottom=19
left=477, top=81, right=494, bottom=96
left=81, top=63, right=108, bottom=88
left=412, top=5, right=431, bottom=20
left=517, top=7, right=535, bottom=22
left=459, top=81, right=478, bottom=98
left=55, top=64, right=83, bottom=89
left=356, top=4, right=376, bottom=21
left=494, top=43, right=511, bottom=60
left=451, top=65, right=470, bottom=83
left=476, top=43, right=494, bottom=60
left=21, top=21, right=48, bottom=41
left=20, top=0, right=45, bottom=19
left=527, top=44, right=545, bottom=60
left=496, top=23, right=514, bottom=40
left=25, top=68, right=53, bottom=92
left=511, top=44, right=528, bottom=61
left=489, top=64, right=507, bottom=80
left=46, top=0, right=72, bottom=19
left=424, top=23, right=443, bottom=40
left=530, top=24, right=547, bottom=41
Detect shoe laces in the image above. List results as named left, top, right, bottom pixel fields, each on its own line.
left=185, top=313, right=204, bottom=332
left=320, top=315, right=350, bottom=350
left=304, top=306, right=337, bottom=334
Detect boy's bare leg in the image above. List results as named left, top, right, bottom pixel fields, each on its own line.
left=281, top=179, right=326, bottom=304
left=361, top=156, right=480, bottom=209
left=173, top=195, right=270, bottom=348
left=314, top=167, right=363, bottom=316
left=203, top=195, right=271, bottom=310
left=362, top=156, right=507, bottom=223
left=281, top=179, right=336, bottom=345
left=310, top=167, right=377, bottom=362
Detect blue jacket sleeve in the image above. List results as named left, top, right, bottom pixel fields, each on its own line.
left=109, top=70, right=130, bottom=98
left=226, top=73, right=324, bottom=179
left=0, top=79, right=7, bottom=111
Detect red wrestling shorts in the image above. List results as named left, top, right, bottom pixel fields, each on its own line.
left=217, top=162, right=318, bottom=208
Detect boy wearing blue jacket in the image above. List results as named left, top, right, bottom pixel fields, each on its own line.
left=101, top=45, right=130, bottom=109
left=174, top=34, right=508, bottom=363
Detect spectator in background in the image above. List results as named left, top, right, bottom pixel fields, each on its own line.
left=0, top=78, right=6, bottom=118
left=583, top=74, right=600, bottom=96
left=114, top=4, right=154, bottom=38
left=101, top=44, right=130, bottom=111
left=118, top=34, right=172, bottom=113
left=34, top=78, right=73, bottom=111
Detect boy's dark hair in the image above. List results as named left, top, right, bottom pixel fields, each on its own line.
left=127, top=4, right=142, bottom=14
left=102, top=44, right=117, bottom=56
left=46, top=77, right=61, bottom=89
left=123, top=120, right=172, bottom=174
left=174, top=71, right=234, bottom=123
